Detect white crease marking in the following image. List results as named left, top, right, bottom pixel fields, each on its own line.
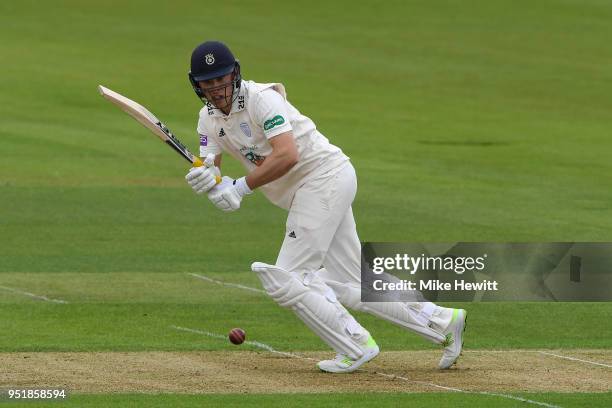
left=0, top=285, right=68, bottom=304
left=171, top=325, right=561, bottom=408
left=188, top=273, right=266, bottom=294
left=170, top=325, right=308, bottom=360
left=478, top=391, right=561, bottom=408
left=537, top=351, right=612, bottom=369
left=466, top=350, right=611, bottom=369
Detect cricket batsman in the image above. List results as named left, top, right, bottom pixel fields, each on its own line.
left=185, top=41, right=467, bottom=373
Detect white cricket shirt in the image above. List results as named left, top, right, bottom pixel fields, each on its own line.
left=197, top=80, right=348, bottom=209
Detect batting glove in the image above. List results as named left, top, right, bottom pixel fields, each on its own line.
left=207, top=176, right=253, bottom=212
left=185, top=165, right=220, bottom=194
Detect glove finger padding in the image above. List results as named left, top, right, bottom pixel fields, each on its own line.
left=221, top=188, right=242, bottom=210
left=206, top=176, right=240, bottom=212
left=212, top=194, right=231, bottom=210
left=185, top=167, right=204, bottom=182
left=186, top=166, right=219, bottom=194
left=186, top=166, right=218, bottom=183
left=192, top=177, right=217, bottom=194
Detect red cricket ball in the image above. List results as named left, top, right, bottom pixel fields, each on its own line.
left=228, top=328, right=246, bottom=345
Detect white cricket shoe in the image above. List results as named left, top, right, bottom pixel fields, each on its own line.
left=438, top=308, right=467, bottom=369
left=317, top=336, right=379, bottom=373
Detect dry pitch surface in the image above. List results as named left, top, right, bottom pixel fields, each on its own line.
left=2, top=349, right=610, bottom=394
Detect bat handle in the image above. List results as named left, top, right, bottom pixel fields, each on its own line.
left=192, top=156, right=222, bottom=185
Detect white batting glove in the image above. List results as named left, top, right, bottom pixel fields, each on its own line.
left=185, top=165, right=220, bottom=194
left=207, top=176, right=252, bottom=212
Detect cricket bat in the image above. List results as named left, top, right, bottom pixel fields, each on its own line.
left=98, top=85, right=220, bottom=183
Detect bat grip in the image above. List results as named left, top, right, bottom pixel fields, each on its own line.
left=192, top=157, right=222, bottom=185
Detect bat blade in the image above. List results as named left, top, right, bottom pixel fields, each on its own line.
left=98, top=85, right=203, bottom=167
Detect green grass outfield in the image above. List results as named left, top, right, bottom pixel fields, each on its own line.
left=5, top=393, right=612, bottom=408
left=1, top=0, right=611, bottom=407
left=0, top=272, right=610, bottom=351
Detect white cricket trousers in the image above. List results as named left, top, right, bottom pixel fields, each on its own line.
left=274, top=162, right=453, bottom=343
left=276, top=161, right=360, bottom=284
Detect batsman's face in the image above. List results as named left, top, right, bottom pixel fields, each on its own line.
left=198, top=73, right=234, bottom=111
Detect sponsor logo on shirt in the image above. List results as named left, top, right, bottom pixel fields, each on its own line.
left=263, top=115, right=285, bottom=131
left=240, top=145, right=266, bottom=166
left=238, top=95, right=245, bottom=110
left=199, top=134, right=208, bottom=146
left=245, top=151, right=265, bottom=166
left=240, top=122, right=251, bottom=137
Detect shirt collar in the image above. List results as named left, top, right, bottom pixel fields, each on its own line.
left=205, top=81, right=246, bottom=118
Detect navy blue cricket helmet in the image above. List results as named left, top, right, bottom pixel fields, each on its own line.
left=188, top=41, right=241, bottom=103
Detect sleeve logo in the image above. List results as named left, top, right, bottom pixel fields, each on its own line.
left=263, top=115, right=285, bottom=131
left=199, top=134, right=208, bottom=146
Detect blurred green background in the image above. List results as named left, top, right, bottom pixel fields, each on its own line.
left=2, top=1, right=611, bottom=277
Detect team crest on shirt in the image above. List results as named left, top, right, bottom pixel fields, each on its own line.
left=218, top=128, right=226, bottom=137
left=240, top=122, right=251, bottom=137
